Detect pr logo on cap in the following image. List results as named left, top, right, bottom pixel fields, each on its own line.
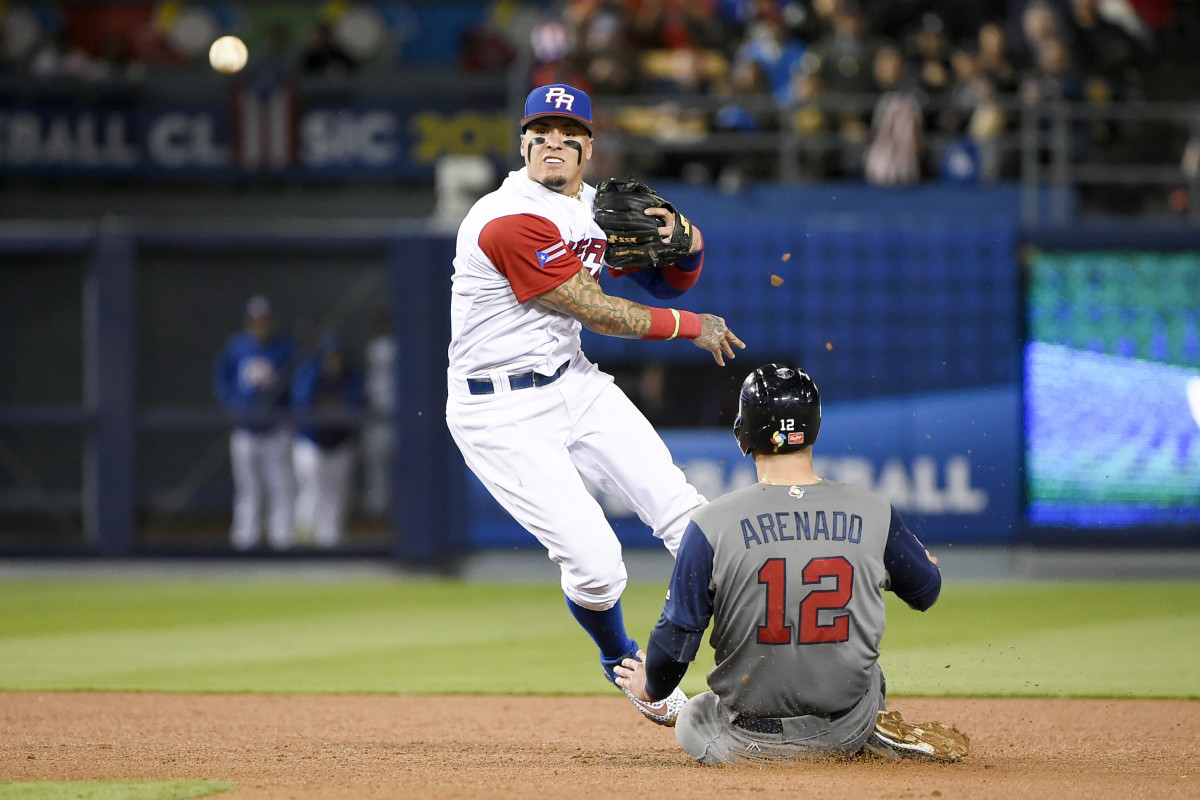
left=544, top=87, right=575, bottom=111
left=521, top=83, right=594, bottom=134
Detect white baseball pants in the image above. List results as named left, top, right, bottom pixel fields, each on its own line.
left=293, top=437, right=356, bottom=548
left=229, top=427, right=295, bottom=551
left=447, top=354, right=704, bottom=610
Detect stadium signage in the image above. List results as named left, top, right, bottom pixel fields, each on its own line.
left=0, top=100, right=510, bottom=176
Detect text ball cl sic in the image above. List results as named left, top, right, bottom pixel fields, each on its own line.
left=209, top=36, right=248, bottom=74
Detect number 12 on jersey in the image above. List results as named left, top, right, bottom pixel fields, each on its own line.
left=757, top=556, right=854, bottom=645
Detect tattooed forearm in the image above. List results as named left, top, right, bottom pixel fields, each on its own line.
left=538, top=270, right=652, bottom=338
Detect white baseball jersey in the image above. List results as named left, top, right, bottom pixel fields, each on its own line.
left=445, top=166, right=705, bottom=609
left=448, top=167, right=608, bottom=379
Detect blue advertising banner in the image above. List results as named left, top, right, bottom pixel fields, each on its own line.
left=0, top=90, right=509, bottom=177
left=466, top=385, right=1021, bottom=549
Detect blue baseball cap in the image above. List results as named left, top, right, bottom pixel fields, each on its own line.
left=520, top=84, right=594, bottom=135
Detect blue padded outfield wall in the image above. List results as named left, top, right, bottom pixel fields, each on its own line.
left=585, top=183, right=1021, bottom=402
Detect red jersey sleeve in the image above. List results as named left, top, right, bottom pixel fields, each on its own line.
left=479, top=214, right=584, bottom=303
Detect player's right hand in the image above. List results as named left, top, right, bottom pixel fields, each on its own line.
left=613, top=649, right=653, bottom=702
left=694, top=314, right=745, bottom=366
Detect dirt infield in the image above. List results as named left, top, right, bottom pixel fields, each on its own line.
left=2, top=693, right=1197, bottom=799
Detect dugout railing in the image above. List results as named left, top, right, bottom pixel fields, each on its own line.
left=0, top=221, right=464, bottom=565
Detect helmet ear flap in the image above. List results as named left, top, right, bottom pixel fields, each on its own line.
left=733, top=413, right=752, bottom=456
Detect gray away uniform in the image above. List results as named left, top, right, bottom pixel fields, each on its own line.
left=642, top=480, right=941, bottom=764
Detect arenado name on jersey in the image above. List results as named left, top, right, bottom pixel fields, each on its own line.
left=739, top=509, right=864, bottom=548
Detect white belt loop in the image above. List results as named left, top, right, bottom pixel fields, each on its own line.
left=487, top=369, right=511, bottom=394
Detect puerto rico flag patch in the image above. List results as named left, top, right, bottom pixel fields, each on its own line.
left=536, top=241, right=567, bottom=269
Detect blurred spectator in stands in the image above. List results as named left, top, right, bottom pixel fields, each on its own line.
left=787, top=65, right=839, bottom=178
left=1021, top=35, right=1084, bottom=104
left=946, top=48, right=1010, bottom=181
left=871, top=42, right=914, bottom=94
left=645, top=45, right=719, bottom=95
left=291, top=333, right=364, bottom=549
left=808, top=0, right=877, bottom=95
left=361, top=309, right=396, bottom=520
left=1067, top=0, right=1146, bottom=98
left=628, top=0, right=728, bottom=52
left=529, top=20, right=592, bottom=92
left=458, top=10, right=515, bottom=72
left=906, top=13, right=953, bottom=102
left=807, top=0, right=842, bottom=40
left=778, top=0, right=833, bottom=45
left=1014, top=0, right=1065, bottom=72
left=977, top=22, right=1019, bottom=93
left=863, top=89, right=922, bottom=186
left=969, top=86, right=1009, bottom=181
left=936, top=48, right=1006, bottom=183
left=302, top=21, right=357, bottom=77
left=212, top=295, right=297, bottom=552
left=805, top=0, right=876, bottom=172
left=569, top=1, right=640, bottom=93
left=864, top=44, right=923, bottom=186
left=708, top=56, right=776, bottom=180
left=716, top=57, right=773, bottom=131
left=941, top=48, right=986, bottom=134
left=1021, top=35, right=1092, bottom=164
left=734, top=12, right=806, bottom=104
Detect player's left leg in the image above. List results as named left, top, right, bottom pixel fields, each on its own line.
left=447, top=381, right=637, bottom=674
left=262, top=427, right=295, bottom=550
left=312, top=443, right=355, bottom=548
left=562, top=359, right=704, bottom=557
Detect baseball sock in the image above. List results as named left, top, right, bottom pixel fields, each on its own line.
left=565, top=596, right=638, bottom=681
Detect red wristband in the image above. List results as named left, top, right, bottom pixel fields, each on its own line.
left=644, top=308, right=702, bottom=341
left=676, top=309, right=702, bottom=339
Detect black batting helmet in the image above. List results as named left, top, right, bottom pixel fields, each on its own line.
left=733, top=363, right=821, bottom=456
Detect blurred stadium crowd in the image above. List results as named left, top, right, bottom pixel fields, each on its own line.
left=2, top=0, right=1199, bottom=194
left=535, top=0, right=1198, bottom=185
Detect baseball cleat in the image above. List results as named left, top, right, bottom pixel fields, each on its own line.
left=868, top=710, right=970, bottom=762
left=619, top=684, right=688, bottom=727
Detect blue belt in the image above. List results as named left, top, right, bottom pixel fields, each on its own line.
left=466, top=361, right=569, bottom=395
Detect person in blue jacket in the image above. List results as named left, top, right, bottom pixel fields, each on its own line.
left=212, top=295, right=298, bottom=551
left=290, top=332, right=364, bottom=548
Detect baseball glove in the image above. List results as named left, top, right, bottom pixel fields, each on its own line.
left=593, top=178, right=694, bottom=269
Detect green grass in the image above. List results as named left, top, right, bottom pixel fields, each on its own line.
left=0, top=578, right=1197, bottom=698
left=0, top=780, right=233, bottom=800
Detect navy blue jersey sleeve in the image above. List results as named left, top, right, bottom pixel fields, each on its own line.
left=643, top=626, right=693, bottom=701
left=623, top=265, right=683, bottom=299
left=618, top=248, right=703, bottom=300
left=642, top=522, right=713, bottom=700
left=661, top=521, right=715, bottom=633
left=883, top=507, right=942, bottom=611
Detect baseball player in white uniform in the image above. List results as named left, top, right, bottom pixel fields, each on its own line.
left=212, top=295, right=297, bottom=551
left=446, top=83, right=744, bottom=724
